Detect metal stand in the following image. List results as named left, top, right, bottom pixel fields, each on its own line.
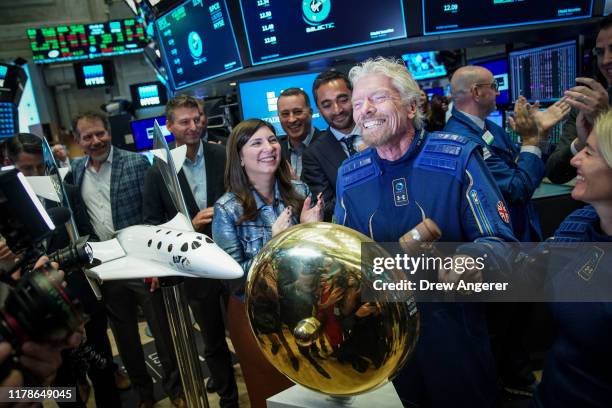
left=161, top=278, right=209, bottom=408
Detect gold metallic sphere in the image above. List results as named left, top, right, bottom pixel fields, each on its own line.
left=245, top=222, right=419, bottom=396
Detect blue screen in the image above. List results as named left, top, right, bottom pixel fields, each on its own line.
left=509, top=41, right=576, bottom=102
left=472, top=58, right=509, bottom=105
left=155, top=0, right=242, bottom=90
left=240, top=0, right=407, bottom=65
left=423, top=0, right=593, bottom=35
left=0, top=102, right=17, bottom=139
left=402, top=52, right=447, bottom=81
left=130, top=116, right=174, bottom=151
left=487, top=110, right=504, bottom=128
left=238, top=72, right=328, bottom=135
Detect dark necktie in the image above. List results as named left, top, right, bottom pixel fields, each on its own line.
left=341, top=135, right=357, bottom=157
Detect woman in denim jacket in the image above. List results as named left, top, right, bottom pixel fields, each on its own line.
left=212, top=119, right=323, bottom=293
left=212, top=119, right=323, bottom=406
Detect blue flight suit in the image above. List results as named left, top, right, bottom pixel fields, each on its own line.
left=334, top=130, right=517, bottom=407
left=445, top=108, right=544, bottom=241
left=532, top=206, right=612, bottom=408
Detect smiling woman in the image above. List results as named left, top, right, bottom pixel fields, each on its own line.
left=532, top=108, right=612, bottom=408
left=570, top=109, right=612, bottom=217
left=212, top=119, right=324, bottom=289
left=212, top=118, right=324, bottom=406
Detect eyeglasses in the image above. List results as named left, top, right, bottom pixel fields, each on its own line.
left=473, top=81, right=499, bottom=92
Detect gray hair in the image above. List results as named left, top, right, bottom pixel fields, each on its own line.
left=348, top=56, right=424, bottom=129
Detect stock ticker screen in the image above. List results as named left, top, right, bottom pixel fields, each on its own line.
left=240, top=0, right=407, bottom=65
left=423, top=0, right=593, bottom=35
left=509, top=41, right=577, bottom=102
left=155, top=0, right=242, bottom=90
left=27, top=19, right=147, bottom=63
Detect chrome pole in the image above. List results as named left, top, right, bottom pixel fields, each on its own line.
left=162, top=280, right=209, bottom=408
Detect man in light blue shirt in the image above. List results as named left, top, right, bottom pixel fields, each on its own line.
left=143, top=95, right=238, bottom=407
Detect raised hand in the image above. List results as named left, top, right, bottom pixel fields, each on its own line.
left=300, top=192, right=324, bottom=224
left=272, top=206, right=293, bottom=237
left=532, top=97, right=571, bottom=133
left=509, top=96, right=540, bottom=146
left=564, top=77, right=609, bottom=122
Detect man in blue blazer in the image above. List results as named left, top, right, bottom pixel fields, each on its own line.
left=70, top=112, right=181, bottom=408
left=444, top=66, right=569, bottom=397
left=445, top=65, right=569, bottom=242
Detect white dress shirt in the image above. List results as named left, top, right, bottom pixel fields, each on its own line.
left=81, top=147, right=115, bottom=241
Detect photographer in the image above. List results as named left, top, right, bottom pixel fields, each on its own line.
left=0, top=255, right=84, bottom=407
left=3, top=134, right=121, bottom=407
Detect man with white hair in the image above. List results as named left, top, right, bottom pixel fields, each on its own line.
left=334, top=57, right=518, bottom=407
left=52, top=143, right=71, bottom=168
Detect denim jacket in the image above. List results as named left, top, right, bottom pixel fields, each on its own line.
left=212, top=180, right=310, bottom=290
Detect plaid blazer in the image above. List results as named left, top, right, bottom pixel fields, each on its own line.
left=70, top=147, right=150, bottom=230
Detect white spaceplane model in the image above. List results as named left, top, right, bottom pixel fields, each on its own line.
left=27, top=134, right=243, bottom=282
left=85, top=212, right=243, bottom=281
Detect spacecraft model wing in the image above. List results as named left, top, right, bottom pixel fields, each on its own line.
left=87, top=239, right=126, bottom=263
left=150, top=144, right=187, bottom=172
left=152, top=121, right=191, bottom=222
left=86, top=255, right=196, bottom=281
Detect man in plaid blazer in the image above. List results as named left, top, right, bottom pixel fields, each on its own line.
left=70, top=112, right=182, bottom=408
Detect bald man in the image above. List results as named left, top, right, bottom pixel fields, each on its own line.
left=444, top=66, right=570, bottom=397
left=445, top=65, right=569, bottom=242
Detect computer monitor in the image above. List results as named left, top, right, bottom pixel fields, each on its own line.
left=424, top=87, right=444, bottom=99
left=155, top=0, right=242, bottom=90
left=487, top=110, right=504, bottom=128
left=238, top=72, right=328, bottom=135
left=422, top=0, right=593, bottom=35
left=509, top=40, right=577, bottom=102
left=74, top=61, right=114, bottom=89
left=27, top=19, right=147, bottom=64
left=402, top=51, right=447, bottom=81
left=470, top=56, right=510, bottom=105
left=130, top=81, right=168, bottom=109
left=239, top=0, right=407, bottom=65
left=130, top=116, right=174, bottom=151
left=0, top=103, right=17, bottom=139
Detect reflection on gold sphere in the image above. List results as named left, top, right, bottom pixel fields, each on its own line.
left=245, top=222, right=419, bottom=396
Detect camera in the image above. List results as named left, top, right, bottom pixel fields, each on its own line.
left=0, top=167, right=92, bottom=377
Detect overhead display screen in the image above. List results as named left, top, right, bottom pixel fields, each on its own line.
left=27, top=19, right=147, bottom=64
left=238, top=72, right=328, bottom=135
left=240, top=0, right=407, bottom=65
left=155, top=0, right=242, bottom=90
left=422, top=0, right=593, bottom=35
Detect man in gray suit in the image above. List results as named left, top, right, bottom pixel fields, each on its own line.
left=70, top=112, right=183, bottom=408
